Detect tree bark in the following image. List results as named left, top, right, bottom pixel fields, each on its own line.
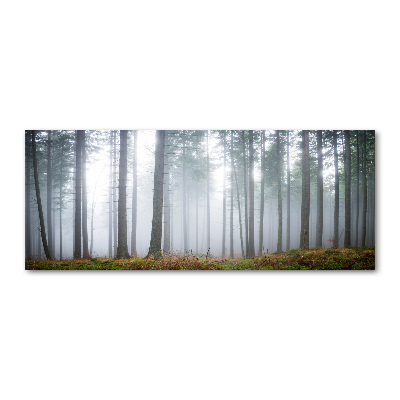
left=230, top=131, right=234, bottom=258
left=248, top=130, right=255, bottom=257
left=81, top=131, right=90, bottom=258
left=25, top=133, right=32, bottom=259
left=206, top=131, right=210, bottom=252
left=31, top=131, right=52, bottom=260
left=163, top=132, right=171, bottom=253
left=333, top=131, right=339, bottom=247
left=148, top=130, right=165, bottom=258
left=222, top=132, right=226, bottom=257
left=242, top=132, right=249, bottom=257
left=113, top=131, right=118, bottom=254
left=300, top=130, right=310, bottom=249
left=277, top=131, right=283, bottom=252
left=182, top=134, right=188, bottom=252
left=316, top=130, right=323, bottom=247
left=109, top=132, right=113, bottom=257
left=286, top=131, right=291, bottom=251
left=258, top=130, right=265, bottom=255
left=362, top=131, right=367, bottom=247
left=47, top=131, right=53, bottom=257
left=59, top=137, right=64, bottom=260
left=344, top=130, right=351, bottom=247
left=116, top=130, right=130, bottom=259
left=131, top=131, right=137, bottom=256
left=356, top=132, right=360, bottom=246
left=234, top=165, right=245, bottom=258
left=74, top=131, right=82, bottom=259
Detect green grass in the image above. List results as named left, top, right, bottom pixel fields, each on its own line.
left=25, top=247, right=375, bottom=270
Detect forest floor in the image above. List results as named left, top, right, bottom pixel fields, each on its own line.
left=26, top=247, right=375, bottom=270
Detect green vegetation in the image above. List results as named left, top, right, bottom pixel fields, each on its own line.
left=26, top=247, right=375, bottom=270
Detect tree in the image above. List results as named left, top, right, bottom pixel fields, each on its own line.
left=163, top=131, right=171, bottom=253
left=148, top=130, right=166, bottom=258
left=316, top=130, right=323, bottom=247
left=286, top=131, right=291, bottom=251
left=333, top=131, right=339, bottom=247
left=248, top=130, right=255, bottom=258
left=25, top=133, right=32, bottom=260
left=362, top=131, right=367, bottom=247
left=206, top=130, right=210, bottom=252
left=116, top=130, right=130, bottom=258
left=356, top=132, right=360, bottom=245
left=31, top=131, right=51, bottom=260
left=344, top=130, right=351, bottom=247
left=131, top=131, right=138, bottom=256
left=230, top=131, right=234, bottom=258
left=258, top=130, right=265, bottom=255
left=47, top=131, right=53, bottom=258
left=74, top=131, right=83, bottom=259
left=299, top=130, right=310, bottom=249
left=276, top=130, right=283, bottom=253
left=81, top=131, right=90, bottom=258
left=222, top=132, right=226, bottom=257
left=108, top=132, right=113, bottom=257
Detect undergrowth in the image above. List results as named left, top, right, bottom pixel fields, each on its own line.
left=25, top=247, right=375, bottom=270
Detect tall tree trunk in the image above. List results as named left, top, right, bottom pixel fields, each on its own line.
left=222, top=132, right=226, bottom=257
left=182, top=135, right=188, bottom=252
left=248, top=130, right=255, bottom=257
left=31, top=131, right=51, bottom=260
left=333, top=131, right=339, bottom=247
left=277, top=131, right=283, bottom=253
left=74, top=131, right=82, bottom=259
left=81, top=131, right=90, bottom=258
left=108, top=132, right=113, bottom=257
left=25, top=133, right=32, bottom=259
left=356, top=132, right=360, bottom=246
left=242, top=132, right=249, bottom=256
left=230, top=131, right=234, bottom=258
left=316, top=130, right=323, bottom=247
left=47, top=131, right=53, bottom=257
left=344, top=130, right=351, bottom=247
left=286, top=131, right=291, bottom=251
left=131, top=130, right=138, bottom=256
left=196, top=182, right=199, bottom=253
left=258, top=131, right=265, bottom=255
left=163, top=132, right=171, bottom=253
left=59, top=139, right=64, bottom=260
left=148, top=130, right=166, bottom=259
left=300, top=130, right=310, bottom=249
left=116, top=130, right=130, bottom=258
left=206, top=131, right=210, bottom=252
left=234, top=165, right=245, bottom=258
left=362, top=131, right=367, bottom=247
left=113, top=131, right=118, bottom=255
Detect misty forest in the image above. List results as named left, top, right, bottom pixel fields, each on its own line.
left=25, top=130, right=375, bottom=270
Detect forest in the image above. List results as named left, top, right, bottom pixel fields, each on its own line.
left=25, top=130, right=375, bottom=270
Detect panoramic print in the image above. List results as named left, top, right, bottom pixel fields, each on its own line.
left=25, top=130, right=375, bottom=270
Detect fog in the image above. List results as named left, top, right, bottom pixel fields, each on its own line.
left=25, top=130, right=375, bottom=260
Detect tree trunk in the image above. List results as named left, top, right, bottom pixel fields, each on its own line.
left=286, top=131, right=291, bottom=251
left=234, top=165, right=245, bottom=258
left=248, top=130, right=255, bottom=257
left=163, top=132, right=171, bottom=253
left=333, top=131, right=339, bottom=247
left=362, top=131, right=367, bottom=247
left=25, top=133, right=32, bottom=259
left=258, top=131, right=265, bottom=255
left=277, top=131, right=283, bottom=253
left=47, top=131, right=53, bottom=257
left=116, top=130, right=130, bottom=259
left=59, top=138, right=64, bottom=260
left=344, top=130, right=351, bottom=247
left=81, top=131, right=90, bottom=258
left=131, top=130, right=138, bottom=256
left=316, top=130, right=323, bottom=247
left=222, top=132, right=226, bottom=257
left=242, top=132, right=249, bottom=257
left=230, top=131, right=234, bottom=258
left=148, top=130, right=166, bottom=259
left=300, top=130, right=310, bottom=249
left=74, top=131, right=82, bottom=259
left=356, top=132, right=360, bottom=246
left=113, top=131, right=118, bottom=255
left=182, top=135, right=188, bottom=252
left=109, top=131, right=113, bottom=257
left=206, top=131, right=210, bottom=252
left=31, top=131, right=51, bottom=260
left=196, top=182, right=199, bottom=253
